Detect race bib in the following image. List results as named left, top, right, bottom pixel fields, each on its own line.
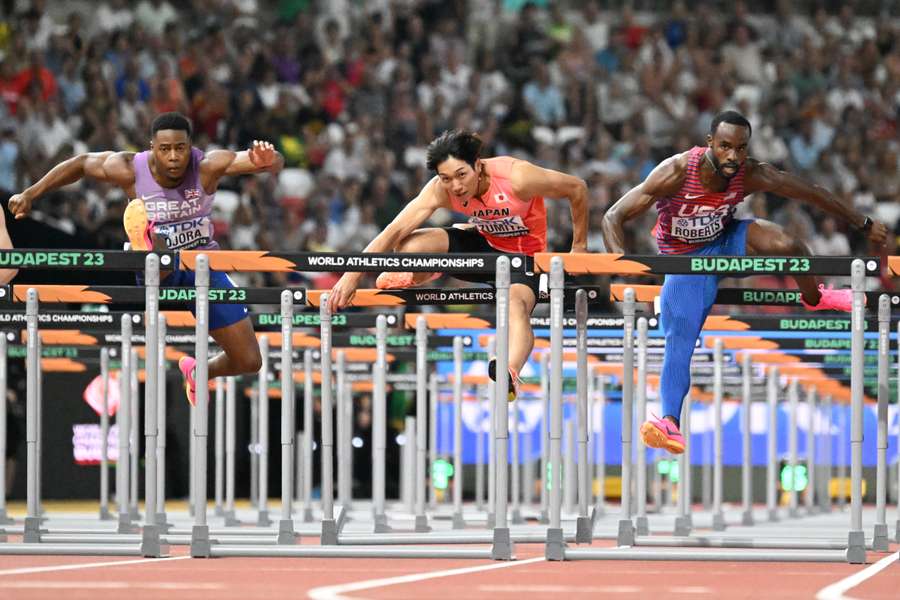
left=670, top=213, right=729, bottom=244
left=155, top=216, right=213, bottom=250
left=469, top=214, right=530, bottom=238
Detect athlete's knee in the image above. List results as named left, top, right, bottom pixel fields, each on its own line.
left=231, top=344, right=262, bottom=374
left=766, top=231, right=807, bottom=256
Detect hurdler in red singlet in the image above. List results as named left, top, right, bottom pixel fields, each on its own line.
left=327, top=130, right=589, bottom=401
left=446, top=156, right=547, bottom=256
left=654, top=146, right=746, bottom=255
left=601, top=110, right=888, bottom=456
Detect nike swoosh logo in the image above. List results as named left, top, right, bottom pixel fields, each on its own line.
left=684, top=193, right=703, bottom=200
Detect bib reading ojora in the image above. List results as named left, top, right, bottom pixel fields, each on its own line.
left=133, top=147, right=218, bottom=251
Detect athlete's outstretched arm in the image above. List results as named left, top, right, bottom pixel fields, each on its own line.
left=202, top=141, right=284, bottom=184
left=746, top=160, right=887, bottom=246
left=8, top=152, right=135, bottom=219
left=601, top=154, right=686, bottom=253
left=0, top=208, right=17, bottom=284
left=327, top=177, right=450, bottom=312
left=510, top=161, right=589, bottom=251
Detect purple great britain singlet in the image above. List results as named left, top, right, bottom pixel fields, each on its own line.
left=653, top=146, right=747, bottom=255
left=133, top=147, right=218, bottom=250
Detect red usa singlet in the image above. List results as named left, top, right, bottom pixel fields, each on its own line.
left=654, top=146, right=746, bottom=255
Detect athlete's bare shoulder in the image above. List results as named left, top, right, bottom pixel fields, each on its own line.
left=85, top=151, right=137, bottom=187
left=642, top=151, right=689, bottom=197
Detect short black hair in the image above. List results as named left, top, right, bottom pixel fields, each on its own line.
left=151, top=112, right=192, bottom=138
left=426, top=130, right=482, bottom=171
left=710, top=110, right=751, bottom=137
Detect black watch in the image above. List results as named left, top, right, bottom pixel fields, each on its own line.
left=861, top=216, right=873, bottom=233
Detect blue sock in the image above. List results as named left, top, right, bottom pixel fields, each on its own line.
left=659, top=273, right=718, bottom=426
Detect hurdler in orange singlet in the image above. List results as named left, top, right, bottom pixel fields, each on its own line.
left=446, top=156, right=547, bottom=256
left=328, top=130, right=589, bottom=401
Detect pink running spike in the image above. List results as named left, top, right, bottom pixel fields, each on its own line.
left=178, top=356, right=197, bottom=406
left=640, top=415, right=685, bottom=455
left=800, top=284, right=855, bottom=312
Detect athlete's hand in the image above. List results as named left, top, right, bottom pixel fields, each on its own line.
left=866, top=219, right=888, bottom=247
left=248, top=140, right=276, bottom=170
left=327, top=273, right=362, bottom=313
left=8, top=191, right=34, bottom=220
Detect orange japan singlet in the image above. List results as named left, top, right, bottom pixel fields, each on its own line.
left=446, top=157, right=547, bottom=256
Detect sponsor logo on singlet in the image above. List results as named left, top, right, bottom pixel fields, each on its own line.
left=154, top=215, right=213, bottom=250
left=468, top=214, right=530, bottom=238
left=669, top=202, right=734, bottom=243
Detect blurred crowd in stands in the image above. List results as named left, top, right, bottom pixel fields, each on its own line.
left=0, top=0, right=898, bottom=296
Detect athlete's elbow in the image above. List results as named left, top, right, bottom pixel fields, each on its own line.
left=570, top=178, right=588, bottom=201
left=0, top=269, right=18, bottom=285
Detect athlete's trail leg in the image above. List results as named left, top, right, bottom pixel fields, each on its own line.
left=508, top=284, right=537, bottom=373
left=393, top=228, right=450, bottom=284
left=208, top=317, right=263, bottom=379
left=747, top=220, right=821, bottom=305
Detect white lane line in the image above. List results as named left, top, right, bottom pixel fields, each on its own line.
left=0, top=555, right=191, bottom=577
left=0, top=581, right=223, bottom=590
left=478, top=584, right=642, bottom=593
left=816, top=552, right=899, bottom=600
left=307, top=557, right=545, bottom=600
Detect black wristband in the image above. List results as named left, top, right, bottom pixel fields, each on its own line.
left=861, top=216, right=873, bottom=233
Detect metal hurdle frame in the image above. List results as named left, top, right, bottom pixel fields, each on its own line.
left=551, top=256, right=875, bottom=563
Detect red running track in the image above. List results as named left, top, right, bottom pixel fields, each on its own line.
left=0, top=541, right=896, bottom=599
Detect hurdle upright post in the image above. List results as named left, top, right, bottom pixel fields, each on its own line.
left=428, top=371, right=438, bottom=510
left=806, top=385, right=817, bottom=516
left=156, top=314, right=170, bottom=530
left=539, top=352, right=550, bottom=524
left=491, top=255, right=513, bottom=560
left=214, top=378, right=224, bottom=517
left=372, top=315, right=389, bottom=532
left=278, top=289, right=297, bottom=544
left=141, top=253, right=162, bottom=557
left=189, top=254, right=211, bottom=558
left=476, top=386, right=486, bottom=511
left=896, top=322, right=900, bottom=543
left=23, top=288, right=41, bottom=541
left=451, top=336, right=465, bottom=529
left=673, top=391, right=693, bottom=536
left=129, top=346, right=139, bottom=521
left=575, top=289, right=592, bottom=542
left=846, top=258, right=866, bottom=563
left=224, top=376, right=239, bottom=526
left=257, top=335, right=271, bottom=527
left=766, top=365, right=780, bottom=522
left=592, top=374, right=607, bottom=523
left=712, top=338, right=726, bottom=530
left=617, top=287, right=636, bottom=547
left=788, top=377, right=800, bottom=518
left=116, top=313, right=133, bottom=535
left=741, top=353, right=754, bottom=525
left=98, top=346, right=112, bottom=521
left=302, top=349, right=314, bottom=523
left=414, top=316, right=430, bottom=532
left=487, top=338, right=496, bottom=529
left=511, top=390, right=523, bottom=525
left=0, top=334, right=6, bottom=525
left=872, top=294, right=890, bottom=551
left=335, top=349, right=347, bottom=510
left=545, top=256, right=565, bottom=560
left=319, top=293, right=337, bottom=544
left=635, top=317, right=649, bottom=536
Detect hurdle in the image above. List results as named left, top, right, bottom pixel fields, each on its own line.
left=537, top=254, right=878, bottom=563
